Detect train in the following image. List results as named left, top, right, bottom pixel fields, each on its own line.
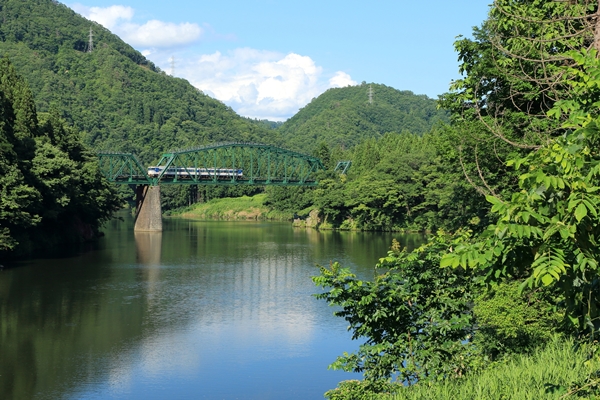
left=147, top=166, right=243, bottom=178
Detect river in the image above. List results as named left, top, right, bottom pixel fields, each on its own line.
left=0, top=213, right=425, bottom=400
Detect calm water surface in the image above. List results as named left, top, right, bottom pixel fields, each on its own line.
left=0, top=213, right=425, bottom=400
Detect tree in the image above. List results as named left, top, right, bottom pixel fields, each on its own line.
left=442, top=0, right=599, bottom=147
left=0, top=60, right=41, bottom=251
left=314, top=232, right=474, bottom=383
left=442, top=113, right=600, bottom=336
left=438, top=1, right=600, bottom=204
left=0, top=58, right=120, bottom=254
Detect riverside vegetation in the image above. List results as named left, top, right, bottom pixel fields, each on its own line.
left=2, top=0, right=600, bottom=399
left=313, top=1, right=600, bottom=398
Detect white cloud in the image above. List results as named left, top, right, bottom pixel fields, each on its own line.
left=71, top=4, right=133, bottom=30
left=329, top=71, right=357, bottom=88
left=120, top=20, right=202, bottom=48
left=71, top=4, right=202, bottom=48
left=69, top=4, right=355, bottom=120
left=173, top=48, right=355, bottom=120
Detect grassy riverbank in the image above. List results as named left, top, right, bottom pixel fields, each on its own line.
left=165, top=193, right=293, bottom=221
left=327, top=337, right=600, bottom=400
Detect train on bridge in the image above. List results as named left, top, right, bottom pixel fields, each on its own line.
left=147, top=166, right=244, bottom=178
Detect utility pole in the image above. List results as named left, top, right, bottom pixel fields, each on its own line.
left=368, top=84, right=373, bottom=105
left=87, top=27, right=94, bottom=53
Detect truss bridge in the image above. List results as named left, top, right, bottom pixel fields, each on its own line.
left=98, top=143, right=326, bottom=232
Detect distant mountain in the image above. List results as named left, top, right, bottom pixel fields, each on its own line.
left=0, top=0, right=280, bottom=163
left=244, top=117, right=284, bottom=130
left=278, top=83, right=448, bottom=152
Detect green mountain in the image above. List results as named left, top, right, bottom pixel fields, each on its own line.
left=278, top=83, right=448, bottom=152
left=0, top=0, right=279, bottom=163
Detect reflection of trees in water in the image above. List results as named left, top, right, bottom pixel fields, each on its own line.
left=0, top=247, right=147, bottom=399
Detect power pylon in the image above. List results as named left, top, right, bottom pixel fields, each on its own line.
left=87, top=27, right=94, bottom=53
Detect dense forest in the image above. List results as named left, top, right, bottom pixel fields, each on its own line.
left=0, top=0, right=450, bottom=213
left=264, top=124, right=499, bottom=233
left=277, top=83, right=448, bottom=152
left=0, top=57, right=120, bottom=255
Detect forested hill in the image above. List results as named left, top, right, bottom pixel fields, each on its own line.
left=0, top=0, right=279, bottom=163
left=277, top=83, right=448, bottom=152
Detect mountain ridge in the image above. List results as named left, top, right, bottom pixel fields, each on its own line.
left=277, top=83, right=448, bottom=152
left=0, top=0, right=279, bottom=163
left=0, top=0, right=447, bottom=161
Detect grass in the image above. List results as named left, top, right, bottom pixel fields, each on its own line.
left=382, top=336, right=600, bottom=400
left=166, top=193, right=293, bottom=221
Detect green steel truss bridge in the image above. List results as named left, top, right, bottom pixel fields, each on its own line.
left=98, top=142, right=326, bottom=186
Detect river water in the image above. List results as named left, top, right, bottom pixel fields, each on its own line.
left=0, top=213, right=425, bottom=400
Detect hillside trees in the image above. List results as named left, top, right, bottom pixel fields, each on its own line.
left=268, top=130, right=491, bottom=232
left=0, top=0, right=280, bottom=166
left=0, top=57, right=120, bottom=254
left=278, top=84, right=448, bottom=153
left=0, top=0, right=292, bottom=212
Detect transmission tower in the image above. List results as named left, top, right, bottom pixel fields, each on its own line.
left=368, top=84, right=373, bottom=105
left=87, top=27, right=94, bottom=53
left=170, top=56, right=175, bottom=76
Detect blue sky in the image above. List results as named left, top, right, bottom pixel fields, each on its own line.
left=68, top=1, right=491, bottom=120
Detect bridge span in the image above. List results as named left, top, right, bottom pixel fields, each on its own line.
left=98, top=143, right=326, bottom=232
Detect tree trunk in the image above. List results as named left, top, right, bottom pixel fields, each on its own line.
left=594, top=4, right=600, bottom=53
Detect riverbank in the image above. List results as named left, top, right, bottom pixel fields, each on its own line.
left=165, top=193, right=293, bottom=221
left=166, top=194, right=429, bottom=233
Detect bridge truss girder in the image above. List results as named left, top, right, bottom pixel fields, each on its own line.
left=98, top=143, right=325, bottom=186
left=154, top=143, right=324, bottom=186
left=97, top=153, right=154, bottom=185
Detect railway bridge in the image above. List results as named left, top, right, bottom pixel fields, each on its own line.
left=98, top=143, right=326, bottom=232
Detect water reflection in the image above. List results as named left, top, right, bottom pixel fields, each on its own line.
left=0, top=216, right=426, bottom=400
left=134, top=232, right=163, bottom=266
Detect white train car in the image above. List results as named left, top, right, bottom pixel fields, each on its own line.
left=147, top=166, right=243, bottom=178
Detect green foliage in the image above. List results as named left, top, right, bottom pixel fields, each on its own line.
left=0, top=57, right=120, bottom=254
left=436, top=1, right=600, bottom=223
left=244, top=117, right=283, bottom=130
left=474, top=281, right=562, bottom=359
left=263, top=186, right=312, bottom=215
left=0, top=0, right=289, bottom=210
left=319, top=3, right=600, bottom=398
left=553, top=49, right=600, bottom=125
left=440, top=0, right=596, bottom=146
left=325, top=379, right=398, bottom=400
left=441, top=114, right=600, bottom=335
left=0, top=0, right=280, bottom=166
left=268, top=128, right=493, bottom=232
left=313, top=231, right=475, bottom=383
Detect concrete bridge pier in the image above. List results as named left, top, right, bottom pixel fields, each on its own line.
left=135, top=185, right=163, bottom=232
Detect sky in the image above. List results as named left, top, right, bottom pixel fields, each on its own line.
left=67, top=1, right=491, bottom=121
